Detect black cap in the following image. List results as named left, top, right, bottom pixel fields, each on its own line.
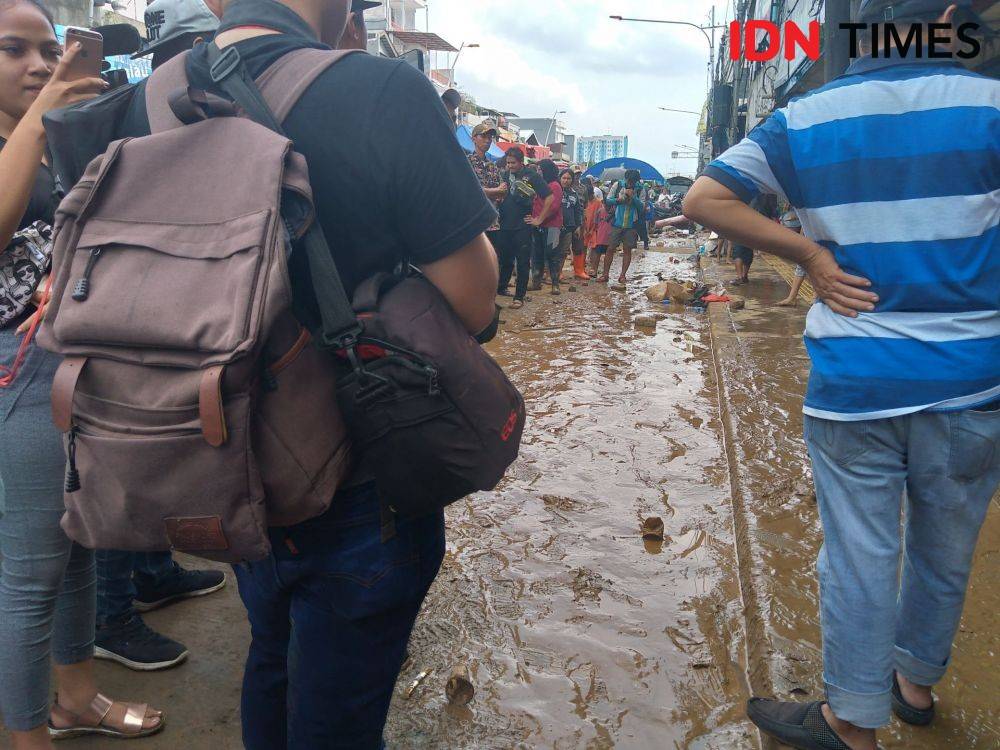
left=352, top=0, right=380, bottom=10
left=857, top=0, right=987, bottom=24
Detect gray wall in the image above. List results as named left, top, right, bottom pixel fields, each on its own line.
left=50, top=0, right=93, bottom=27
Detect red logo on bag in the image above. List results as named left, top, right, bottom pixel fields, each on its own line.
left=500, top=409, right=519, bottom=441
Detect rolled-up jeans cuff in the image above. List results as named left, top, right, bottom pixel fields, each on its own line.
left=894, top=645, right=947, bottom=686
left=824, top=680, right=891, bottom=729
left=53, top=643, right=95, bottom=667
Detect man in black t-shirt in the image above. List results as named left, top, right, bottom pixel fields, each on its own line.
left=494, top=147, right=550, bottom=307
left=116, top=1, right=498, bottom=746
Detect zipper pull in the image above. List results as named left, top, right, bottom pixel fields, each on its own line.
left=72, top=247, right=103, bottom=302
left=64, top=426, right=81, bottom=493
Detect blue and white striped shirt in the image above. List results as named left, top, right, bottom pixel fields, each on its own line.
left=706, top=53, right=1000, bottom=421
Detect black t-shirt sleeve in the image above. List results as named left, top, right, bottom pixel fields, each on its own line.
left=373, top=63, right=497, bottom=264
left=528, top=172, right=551, bottom=198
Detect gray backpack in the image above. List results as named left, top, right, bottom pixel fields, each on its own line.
left=38, top=47, right=360, bottom=562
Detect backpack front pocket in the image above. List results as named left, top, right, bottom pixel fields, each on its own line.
left=52, top=210, right=273, bottom=361
left=64, top=394, right=270, bottom=562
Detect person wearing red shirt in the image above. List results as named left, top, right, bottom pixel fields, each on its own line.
left=526, top=158, right=563, bottom=295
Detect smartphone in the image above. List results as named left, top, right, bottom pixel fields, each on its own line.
left=63, top=28, right=103, bottom=81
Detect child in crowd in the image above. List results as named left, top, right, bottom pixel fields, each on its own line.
left=584, top=184, right=611, bottom=277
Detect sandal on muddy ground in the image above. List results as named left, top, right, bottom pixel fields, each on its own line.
left=746, top=698, right=882, bottom=750
left=891, top=673, right=934, bottom=726
left=511, top=299, right=524, bottom=309
left=49, top=693, right=164, bottom=740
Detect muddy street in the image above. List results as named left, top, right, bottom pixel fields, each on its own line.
left=3, top=250, right=996, bottom=750
left=386, top=251, right=756, bottom=748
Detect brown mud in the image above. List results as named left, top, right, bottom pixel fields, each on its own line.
left=387, top=251, right=757, bottom=749
left=2, top=250, right=995, bottom=749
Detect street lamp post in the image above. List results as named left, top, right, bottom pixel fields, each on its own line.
left=611, top=13, right=727, bottom=170
left=609, top=13, right=726, bottom=92
left=449, top=42, right=479, bottom=87
left=543, top=109, right=566, bottom=148
left=658, top=106, right=702, bottom=116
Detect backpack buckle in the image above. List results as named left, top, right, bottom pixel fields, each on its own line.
left=209, top=46, right=243, bottom=84
left=322, top=324, right=364, bottom=352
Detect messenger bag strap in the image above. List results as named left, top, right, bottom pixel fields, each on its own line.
left=204, top=43, right=362, bottom=351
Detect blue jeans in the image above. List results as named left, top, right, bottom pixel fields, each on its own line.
left=805, top=405, right=1000, bottom=729
left=0, top=334, right=95, bottom=731
left=96, top=550, right=179, bottom=625
left=233, top=482, right=446, bottom=750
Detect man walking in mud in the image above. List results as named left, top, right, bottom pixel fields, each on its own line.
left=684, top=2, right=999, bottom=749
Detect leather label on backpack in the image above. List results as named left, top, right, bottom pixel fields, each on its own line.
left=164, top=516, right=229, bottom=551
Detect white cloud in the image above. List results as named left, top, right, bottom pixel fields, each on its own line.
left=423, top=0, right=728, bottom=177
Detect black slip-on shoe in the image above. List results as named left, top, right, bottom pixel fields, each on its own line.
left=891, top=673, right=935, bottom=726
left=747, top=699, right=853, bottom=750
left=133, top=567, right=226, bottom=613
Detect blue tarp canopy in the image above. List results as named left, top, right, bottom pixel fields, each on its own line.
left=583, top=157, right=665, bottom=183
left=456, top=125, right=506, bottom=161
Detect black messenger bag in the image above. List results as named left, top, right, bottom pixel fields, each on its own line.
left=206, top=46, right=526, bottom=518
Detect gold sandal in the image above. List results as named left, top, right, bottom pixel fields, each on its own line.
left=48, top=693, right=164, bottom=740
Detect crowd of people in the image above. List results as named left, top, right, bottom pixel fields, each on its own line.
left=0, top=0, right=994, bottom=749
left=466, top=123, right=671, bottom=305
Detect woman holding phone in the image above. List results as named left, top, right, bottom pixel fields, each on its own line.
left=0, top=2, right=163, bottom=746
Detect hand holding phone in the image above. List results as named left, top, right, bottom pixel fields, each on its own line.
left=63, top=28, right=103, bottom=81
left=20, top=34, right=107, bottom=127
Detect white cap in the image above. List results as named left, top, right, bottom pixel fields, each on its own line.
left=133, top=0, right=220, bottom=58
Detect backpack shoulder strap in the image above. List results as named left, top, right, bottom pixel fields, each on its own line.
left=144, top=51, right=190, bottom=133
left=144, top=47, right=359, bottom=134
left=255, top=48, right=360, bottom=123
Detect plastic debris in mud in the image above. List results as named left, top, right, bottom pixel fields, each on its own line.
left=446, top=665, right=475, bottom=706
left=645, top=280, right=696, bottom=304
left=405, top=669, right=433, bottom=699
left=634, top=314, right=659, bottom=329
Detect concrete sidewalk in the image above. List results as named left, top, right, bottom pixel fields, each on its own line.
left=703, top=254, right=1000, bottom=750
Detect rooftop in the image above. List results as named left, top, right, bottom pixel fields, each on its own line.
left=390, top=30, right=458, bottom=52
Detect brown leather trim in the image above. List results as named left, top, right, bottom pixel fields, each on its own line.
left=270, top=328, right=311, bottom=376
left=164, top=516, right=229, bottom=551
left=199, top=365, right=227, bottom=447
left=51, top=356, right=88, bottom=432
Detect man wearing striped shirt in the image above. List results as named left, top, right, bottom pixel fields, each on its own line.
left=685, top=2, right=999, bottom=748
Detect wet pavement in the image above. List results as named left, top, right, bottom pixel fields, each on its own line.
left=2, top=247, right=996, bottom=749
left=702, top=255, right=1000, bottom=750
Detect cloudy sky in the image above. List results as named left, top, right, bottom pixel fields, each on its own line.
left=422, top=0, right=730, bottom=177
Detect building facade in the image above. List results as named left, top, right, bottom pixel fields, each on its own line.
left=575, top=135, right=628, bottom=166
left=704, top=0, right=999, bottom=172
left=507, top=117, right=569, bottom=148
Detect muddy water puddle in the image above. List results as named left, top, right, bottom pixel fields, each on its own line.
left=384, top=253, right=757, bottom=748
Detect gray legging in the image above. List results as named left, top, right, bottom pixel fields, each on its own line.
left=530, top=226, right=562, bottom=284
left=0, top=332, right=95, bottom=731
